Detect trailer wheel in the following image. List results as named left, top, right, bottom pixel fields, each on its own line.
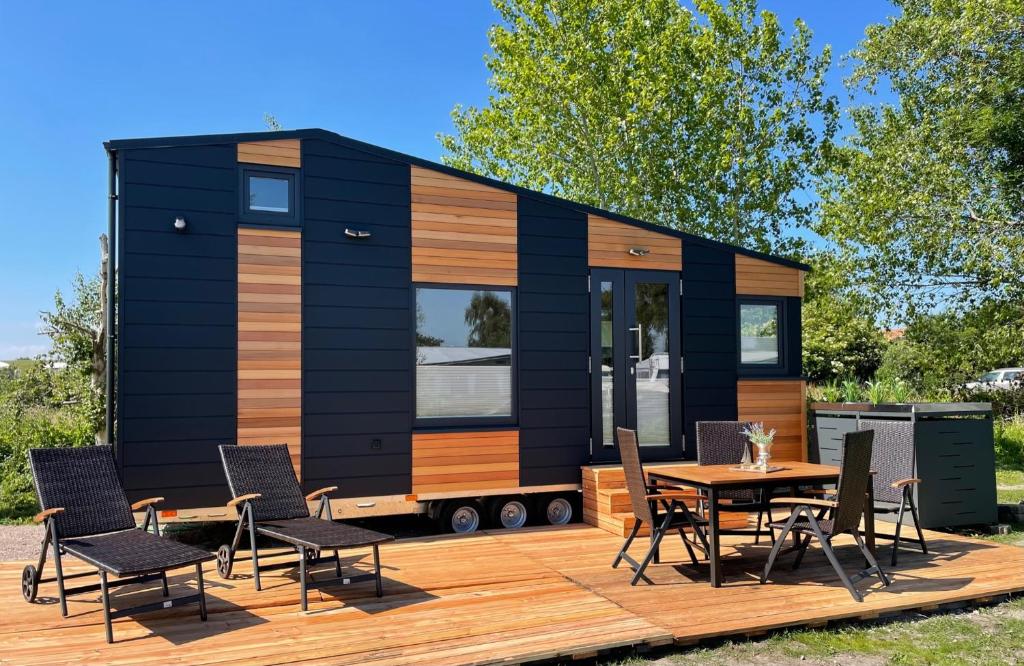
left=439, top=500, right=482, bottom=534
left=21, top=565, right=37, bottom=602
left=216, top=545, right=233, bottom=578
left=542, top=495, right=575, bottom=525
left=489, top=497, right=528, bottom=529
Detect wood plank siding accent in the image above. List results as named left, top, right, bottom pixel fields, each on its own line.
left=737, top=379, right=807, bottom=462
left=735, top=254, right=804, bottom=297
left=587, top=214, right=682, bottom=271
left=238, top=227, right=302, bottom=477
left=237, top=139, right=302, bottom=168
left=411, top=430, right=519, bottom=494
left=410, top=165, right=518, bottom=286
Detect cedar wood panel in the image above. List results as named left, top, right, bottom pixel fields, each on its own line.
left=410, top=165, right=518, bottom=286
left=237, top=227, right=302, bottom=477
left=237, top=139, right=302, bottom=168
left=412, top=430, right=520, bottom=494
left=737, top=379, right=807, bottom=462
left=588, top=214, right=682, bottom=271
left=735, top=254, right=804, bottom=297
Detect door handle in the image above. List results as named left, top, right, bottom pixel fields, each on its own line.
left=628, top=324, right=643, bottom=362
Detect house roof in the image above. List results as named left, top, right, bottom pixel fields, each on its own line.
left=105, top=128, right=811, bottom=272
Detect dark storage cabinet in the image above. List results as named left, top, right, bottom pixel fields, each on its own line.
left=812, top=403, right=997, bottom=529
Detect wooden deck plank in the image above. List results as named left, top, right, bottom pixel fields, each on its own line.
left=1, top=524, right=1022, bottom=665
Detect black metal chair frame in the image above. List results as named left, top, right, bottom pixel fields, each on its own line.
left=217, top=444, right=392, bottom=611
left=22, top=446, right=212, bottom=643
left=611, top=427, right=710, bottom=586
left=694, top=421, right=775, bottom=545
left=760, top=430, right=891, bottom=602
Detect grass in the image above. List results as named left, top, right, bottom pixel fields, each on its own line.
left=600, top=596, right=1024, bottom=665
left=996, top=468, right=1024, bottom=504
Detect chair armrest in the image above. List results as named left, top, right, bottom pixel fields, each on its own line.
left=130, top=497, right=165, bottom=510
left=803, top=488, right=837, bottom=496
left=770, top=497, right=837, bottom=509
left=645, top=490, right=692, bottom=501
left=227, top=493, right=262, bottom=508
left=305, top=486, right=339, bottom=501
left=34, top=507, right=65, bottom=523
left=891, top=478, right=921, bottom=488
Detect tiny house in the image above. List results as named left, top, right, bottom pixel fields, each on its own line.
left=104, top=129, right=809, bottom=532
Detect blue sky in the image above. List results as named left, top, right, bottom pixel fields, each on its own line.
left=0, top=1, right=895, bottom=359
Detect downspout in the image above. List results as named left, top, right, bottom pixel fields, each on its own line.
left=105, top=148, right=117, bottom=446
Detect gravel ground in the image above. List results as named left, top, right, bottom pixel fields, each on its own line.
left=0, top=524, right=44, bottom=561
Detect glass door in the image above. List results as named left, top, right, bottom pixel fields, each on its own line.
left=590, top=269, right=682, bottom=462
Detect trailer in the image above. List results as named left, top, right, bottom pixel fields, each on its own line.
left=104, top=129, right=810, bottom=533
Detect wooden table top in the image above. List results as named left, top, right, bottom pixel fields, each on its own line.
left=647, top=461, right=841, bottom=488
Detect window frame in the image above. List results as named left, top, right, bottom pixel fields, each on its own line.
left=239, top=165, right=300, bottom=226
left=737, top=296, right=787, bottom=375
left=411, top=283, right=519, bottom=429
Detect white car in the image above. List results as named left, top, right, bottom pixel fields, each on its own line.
left=965, top=368, right=1024, bottom=390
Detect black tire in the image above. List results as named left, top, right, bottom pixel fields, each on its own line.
left=21, top=565, right=37, bottom=603
left=540, top=493, right=578, bottom=525
left=439, top=500, right=483, bottom=534
left=216, top=544, right=233, bottom=579
left=488, top=496, right=529, bottom=529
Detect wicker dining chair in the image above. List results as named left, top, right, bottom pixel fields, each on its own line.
left=611, top=427, right=710, bottom=585
left=22, top=445, right=214, bottom=643
left=695, top=421, right=774, bottom=544
left=858, top=419, right=928, bottom=565
left=761, top=429, right=891, bottom=602
left=217, top=443, right=394, bottom=610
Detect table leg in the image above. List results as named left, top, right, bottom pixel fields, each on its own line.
left=790, top=484, right=801, bottom=547
left=707, top=486, right=722, bottom=588
left=650, top=497, right=660, bottom=564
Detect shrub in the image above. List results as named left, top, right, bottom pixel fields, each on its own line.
left=994, top=416, right=1024, bottom=470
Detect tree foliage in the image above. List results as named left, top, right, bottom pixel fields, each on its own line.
left=818, top=0, right=1024, bottom=311
left=440, top=0, right=837, bottom=254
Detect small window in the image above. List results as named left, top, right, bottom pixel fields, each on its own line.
left=739, top=301, right=781, bottom=366
left=415, top=286, right=514, bottom=423
left=249, top=176, right=290, bottom=213
left=240, top=166, right=299, bottom=225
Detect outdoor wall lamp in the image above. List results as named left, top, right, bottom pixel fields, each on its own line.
left=173, top=216, right=187, bottom=233
left=344, top=228, right=372, bottom=239
left=628, top=247, right=651, bottom=256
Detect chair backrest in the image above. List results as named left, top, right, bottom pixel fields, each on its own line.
left=695, top=421, right=752, bottom=466
left=858, top=418, right=914, bottom=504
left=28, top=445, right=137, bottom=538
left=696, top=421, right=754, bottom=501
left=219, top=444, right=310, bottom=522
left=832, top=429, right=875, bottom=533
left=616, top=427, right=654, bottom=526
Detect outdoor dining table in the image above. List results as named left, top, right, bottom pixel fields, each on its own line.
left=646, top=461, right=876, bottom=588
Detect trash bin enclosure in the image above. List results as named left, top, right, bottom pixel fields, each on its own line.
left=811, top=403, right=997, bottom=528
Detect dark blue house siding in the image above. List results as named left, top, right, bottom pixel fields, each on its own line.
left=300, top=139, right=413, bottom=497
left=117, top=144, right=238, bottom=508
left=517, top=197, right=590, bottom=485
left=682, top=244, right=738, bottom=457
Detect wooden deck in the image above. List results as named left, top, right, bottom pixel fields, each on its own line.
left=2, top=523, right=1023, bottom=665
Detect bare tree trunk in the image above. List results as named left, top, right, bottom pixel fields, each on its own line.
left=94, top=234, right=109, bottom=444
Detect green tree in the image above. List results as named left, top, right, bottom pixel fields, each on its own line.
left=464, top=292, right=512, bottom=348
left=440, top=0, right=837, bottom=254
left=818, top=0, right=1024, bottom=312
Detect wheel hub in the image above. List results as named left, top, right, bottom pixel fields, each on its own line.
left=451, top=506, right=480, bottom=533
left=500, top=501, right=528, bottom=529
left=546, top=498, right=573, bottom=525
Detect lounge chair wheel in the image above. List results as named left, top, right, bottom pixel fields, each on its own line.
left=216, top=545, right=233, bottom=578
left=543, top=495, right=574, bottom=525
left=21, top=565, right=37, bottom=602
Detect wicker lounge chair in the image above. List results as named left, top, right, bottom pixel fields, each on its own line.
left=217, top=443, right=393, bottom=610
left=611, top=427, right=709, bottom=585
left=21, top=445, right=214, bottom=643
left=695, top=421, right=774, bottom=543
left=761, top=429, right=891, bottom=602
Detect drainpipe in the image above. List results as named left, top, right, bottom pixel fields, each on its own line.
left=105, top=148, right=117, bottom=447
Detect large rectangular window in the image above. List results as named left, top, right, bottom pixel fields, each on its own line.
left=739, top=300, right=782, bottom=366
left=415, top=287, right=514, bottom=423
